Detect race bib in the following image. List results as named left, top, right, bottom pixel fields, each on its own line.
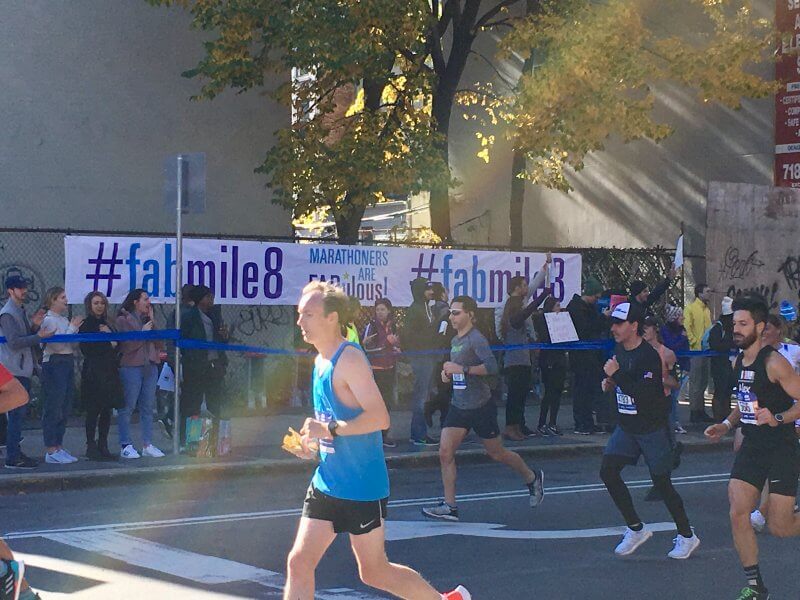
left=615, top=387, right=637, bottom=415
left=737, top=390, right=758, bottom=426
left=452, top=372, right=466, bottom=391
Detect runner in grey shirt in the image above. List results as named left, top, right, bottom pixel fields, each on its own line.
left=422, top=295, right=545, bottom=522
left=449, top=327, right=498, bottom=410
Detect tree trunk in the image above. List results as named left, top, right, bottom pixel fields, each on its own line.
left=509, top=147, right=526, bottom=250
left=508, top=0, right=538, bottom=251
left=332, top=193, right=364, bottom=245
left=430, top=82, right=457, bottom=242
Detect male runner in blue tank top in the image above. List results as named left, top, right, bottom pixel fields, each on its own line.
left=284, top=281, right=470, bottom=600
left=705, top=294, right=800, bottom=600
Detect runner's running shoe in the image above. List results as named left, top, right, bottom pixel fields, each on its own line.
left=735, top=587, right=770, bottom=599
left=527, top=469, right=545, bottom=507
left=442, top=585, right=471, bottom=600
left=750, top=510, right=766, bottom=533
left=667, top=532, right=700, bottom=559
left=614, top=526, right=653, bottom=556
left=422, top=502, right=459, bottom=521
left=1, top=559, right=24, bottom=600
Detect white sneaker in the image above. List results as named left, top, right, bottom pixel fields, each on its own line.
left=120, top=444, right=140, bottom=459
left=45, top=450, right=72, bottom=464
left=667, top=532, right=700, bottom=559
left=614, top=526, right=653, bottom=556
left=57, top=449, right=79, bottom=463
left=750, top=509, right=766, bottom=533
left=141, top=444, right=165, bottom=458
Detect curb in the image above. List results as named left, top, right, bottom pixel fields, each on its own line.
left=0, top=438, right=733, bottom=496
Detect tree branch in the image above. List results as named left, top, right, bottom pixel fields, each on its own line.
left=473, top=0, right=525, bottom=35
left=469, top=49, right=516, bottom=90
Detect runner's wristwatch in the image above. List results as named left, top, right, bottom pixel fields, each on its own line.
left=328, top=420, right=339, bottom=437
left=775, top=412, right=785, bottom=424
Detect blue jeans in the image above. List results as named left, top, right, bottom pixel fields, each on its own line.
left=670, top=373, right=689, bottom=426
left=409, top=356, right=435, bottom=441
left=5, top=376, right=31, bottom=463
left=118, top=363, right=158, bottom=447
left=41, top=355, right=75, bottom=448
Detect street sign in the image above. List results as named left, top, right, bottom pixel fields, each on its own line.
left=163, top=153, right=206, bottom=214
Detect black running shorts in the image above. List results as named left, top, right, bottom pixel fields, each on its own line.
left=443, top=402, right=500, bottom=439
left=302, top=485, right=388, bottom=535
left=730, top=438, right=800, bottom=497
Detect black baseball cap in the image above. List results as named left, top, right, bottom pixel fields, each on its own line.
left=4, top=275, right=28, bottom=290
left=611, top=302, right=644, bottom=325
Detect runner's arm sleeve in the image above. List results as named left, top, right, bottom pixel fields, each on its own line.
left=473, top=335, right=499, bottom=375
left=612, top=351, right=663, bottom=401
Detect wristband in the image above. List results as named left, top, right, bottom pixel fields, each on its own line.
left=723, top=419, right=732, bottom=431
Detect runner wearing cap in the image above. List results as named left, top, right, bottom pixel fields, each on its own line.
left=705, top=295, right=800, bottom=600
left=600, top=302, right=700, bottom=559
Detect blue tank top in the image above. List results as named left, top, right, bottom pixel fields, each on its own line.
left=311, top=341, right=390, bottom=501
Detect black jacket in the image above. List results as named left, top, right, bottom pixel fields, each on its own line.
left=181, top=306, right=228, bottom=370
left=566, top=294, right=606, bottom=372
left=708, top=315, right=734, bottom=369
left=400, top=278, right=439, bottom=352
left=79, top=315, right=123, bottom=410
left=629, top=277, right=672, bottom=316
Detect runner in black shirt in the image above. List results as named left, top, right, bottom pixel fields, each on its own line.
left=600, top=302, right=700, bottom=559
left=705, top=294, right=800, bottom=600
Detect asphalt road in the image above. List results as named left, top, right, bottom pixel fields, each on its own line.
left=2, top=448, right=797, bottom=599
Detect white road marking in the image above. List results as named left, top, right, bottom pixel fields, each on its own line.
left=3, top=472, right=729, bottom=541
left=44, top=531, right=284, bottom=586
left=384, top=520, right=678, bottom=541
left=41, top=531, right=387, bottom=599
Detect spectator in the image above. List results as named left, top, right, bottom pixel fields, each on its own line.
left=160, top=283, right=195, bottom=438
left=533, top=296, right=568, bottom=436
left=684, top=283, right=713, bottom=423
left=39, top=287, right=84, bottom=464
left=344, top=296, right=362, bottom=345
left=0, top=275, right=53, bottom=469
left=660, top=304, right=690, bottom=434
left=566, top=276, right=608, bottom=434
left=628, top=267, right=676, bottom=316
left=363, top=298, right=400, bottom=448
left=79, top=291, right=122, bottom=461
left=401, top=277, right=440, bottom=446
left=707, top=296, right=735, bottom=422
left=498, top=258, right=551, bottom=440
left=179, top=285, right=229, bottom=445
left=425, top=282, right=453, bottom=430
left=116, top=288, right=165, bottom=459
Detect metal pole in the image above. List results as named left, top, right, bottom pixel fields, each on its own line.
left=680, top=220, right=685, bottom=308
left=173, top=155, right=184, bottom=456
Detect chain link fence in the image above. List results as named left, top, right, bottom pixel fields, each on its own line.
left=0, top=228, right=697, bottom=416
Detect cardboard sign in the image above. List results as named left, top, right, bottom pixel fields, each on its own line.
left=544, top=312, right=579, bottom=344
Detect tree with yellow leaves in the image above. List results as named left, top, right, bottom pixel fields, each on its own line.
left=149, top=0, right=775, bottom=246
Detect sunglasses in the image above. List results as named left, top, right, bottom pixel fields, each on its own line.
left=448, top=309, right=463, bottom=316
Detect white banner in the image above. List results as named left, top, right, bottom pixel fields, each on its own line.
left=64, top=236, right=582, bottom=307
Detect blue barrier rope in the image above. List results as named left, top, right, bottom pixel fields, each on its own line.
left=0, top=329, right=732, bottom=358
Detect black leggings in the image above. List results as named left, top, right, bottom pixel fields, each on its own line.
left=85, top=407, right=111, bottom=445
left=599, top=455, right=692, bottom=537
left=505, top=365, right=530, bottom=427
left=539, top=363, right=566, bottom=427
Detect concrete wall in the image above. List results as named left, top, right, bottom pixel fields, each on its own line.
left=706, top=181, right=800, bottom=313
left=447, top=0, right=773, bottom=262
left=0, top=1, right=291, bottom=237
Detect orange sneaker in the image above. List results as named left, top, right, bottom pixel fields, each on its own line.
left=442, top=585, right=471, bottom=600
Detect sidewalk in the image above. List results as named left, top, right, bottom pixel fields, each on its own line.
left=0, top=402, right=728, bottom=495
